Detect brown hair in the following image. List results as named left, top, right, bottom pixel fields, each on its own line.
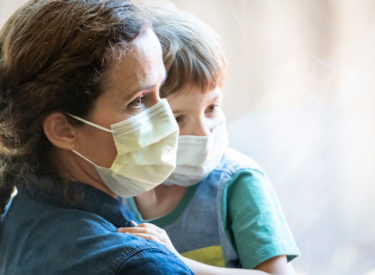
left=150, top=5, right=226, bottom=97
left=0, top=0, right=148, bottom=212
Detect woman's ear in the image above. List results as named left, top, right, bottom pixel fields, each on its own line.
left=42, top=113, right=77, bottom=150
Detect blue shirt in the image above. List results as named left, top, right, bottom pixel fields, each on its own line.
left=0, top=176, right=193, bottom=275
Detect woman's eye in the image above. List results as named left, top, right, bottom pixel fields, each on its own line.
left=128, top=94, right=144, bottom=109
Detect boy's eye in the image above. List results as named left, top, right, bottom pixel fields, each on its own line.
left=205, top=104, right=220, bottom=114
left=175, top=115, right=184, bottom=125
left=128, top=94, right=145, bottom=109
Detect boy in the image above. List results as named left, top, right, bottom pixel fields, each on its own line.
left=122, top=5, right=300, bottom=274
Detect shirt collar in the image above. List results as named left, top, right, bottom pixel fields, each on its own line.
left=17, top=175, right=136, bottom=228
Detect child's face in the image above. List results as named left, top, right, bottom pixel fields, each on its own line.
left=166, top=85, right=224, bottom=136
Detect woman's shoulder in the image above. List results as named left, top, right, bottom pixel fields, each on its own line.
left=1, top=192, right=192, bottom=274
left=50, top=214, right=193, bottom=274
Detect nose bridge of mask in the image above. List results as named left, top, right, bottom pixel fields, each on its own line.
left=176, top=121, right=227, bottom=165
left=178, top=135, right=209, bottom=146
left=179, top=120, right=225, bottom=146
left=110, top=99, right=179, bottom=154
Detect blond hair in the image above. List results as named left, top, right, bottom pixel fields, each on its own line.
left=150, top=5, right=226, bottom=97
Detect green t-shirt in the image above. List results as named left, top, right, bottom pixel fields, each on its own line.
left=128, top=169, right=299, bottom=268
left=223, top=169, right=299, bottom=268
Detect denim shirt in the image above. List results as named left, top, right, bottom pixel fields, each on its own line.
left=0, top=176, right=193, bottom=275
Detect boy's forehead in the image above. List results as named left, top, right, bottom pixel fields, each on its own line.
left=167, top=85, right=222, bottom=107
left=171, top=84, right=222, bottom=97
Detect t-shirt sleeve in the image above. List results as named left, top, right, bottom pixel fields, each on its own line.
left=224, top=169, right=300, bottom=269
left=117, top=247, right=194, bottom=275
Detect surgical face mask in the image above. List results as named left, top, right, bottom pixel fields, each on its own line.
left=164, top=121, right=228, bottom=187
left=67, top=99, right=179, bottom=198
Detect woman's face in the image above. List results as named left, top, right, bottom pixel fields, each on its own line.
left=73, top=28, right=166, bottom=169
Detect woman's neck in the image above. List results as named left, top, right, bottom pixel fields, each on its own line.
left=54, top=148, right=117, bottom=198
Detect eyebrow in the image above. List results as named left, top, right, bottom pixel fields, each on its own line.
left=134, top=84, right=157, bottom=94
left=172, top=109, right=185, bottom=115
left=121, top=86, right=154, bottom=103
left=123, top=70, right=167, bottom=102
left=208, top=94, right=221, bottom=101
left=172, top=93, right=222, bottom=114
left=135, top=68, right=166, bottom=94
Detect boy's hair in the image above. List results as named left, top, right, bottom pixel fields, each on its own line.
left=150, top=5, right=226, bottom=97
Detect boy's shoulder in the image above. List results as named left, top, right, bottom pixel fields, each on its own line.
left=218, top=147, right=264, bottom=173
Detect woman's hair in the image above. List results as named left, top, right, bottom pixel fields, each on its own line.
left=0, top=0, right=148, bottom=212
left=150, top=5, right=226, bottom=97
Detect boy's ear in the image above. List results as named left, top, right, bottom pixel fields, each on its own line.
left=42, top=112, right=77, bottom=150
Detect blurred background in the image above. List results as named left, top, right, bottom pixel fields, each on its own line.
left=1, top=0, right=375, bottom=274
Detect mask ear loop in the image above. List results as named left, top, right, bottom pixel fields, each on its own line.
left=71, top=150, right=101, bottom=168
left=66, top=113, right=113, bottom=133
left=66, top=113, right=113, bottom=168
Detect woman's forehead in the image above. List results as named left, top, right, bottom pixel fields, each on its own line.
left=103, top=29, right=165, bottom=97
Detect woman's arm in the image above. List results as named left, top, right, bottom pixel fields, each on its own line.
left=254, top=255, right=295, bottom=275
left=118, top=222, right=269, bottom=275
left=180, top=256, right=268, bottom=275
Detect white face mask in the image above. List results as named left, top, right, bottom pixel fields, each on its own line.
left=68, top=99, right=179, bottom=197
left=164, top=121, right=228, bottom=187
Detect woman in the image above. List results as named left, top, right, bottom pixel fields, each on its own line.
left=0, top=0, right=192, bottom=274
